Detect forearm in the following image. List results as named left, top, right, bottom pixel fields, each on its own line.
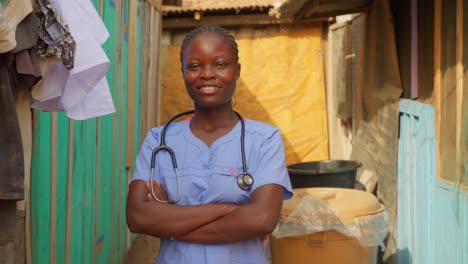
left=127, top=180, right=237, bottom=238
left=176, top=204, right=278, bottom=243
left=175, top=185, right=283, bottom=244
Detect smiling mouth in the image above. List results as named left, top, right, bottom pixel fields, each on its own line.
left=197, top=86, right=219, bottom=93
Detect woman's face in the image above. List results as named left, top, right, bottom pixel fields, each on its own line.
left=181, top=33, right=240, bottom=109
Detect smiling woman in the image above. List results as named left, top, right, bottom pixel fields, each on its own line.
left=181, top=30, right=240, bottom=111
left=126, top=25, right=293, bottom=264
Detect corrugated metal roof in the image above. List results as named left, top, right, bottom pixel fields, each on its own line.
left=162, top=0, right=287, bottom=15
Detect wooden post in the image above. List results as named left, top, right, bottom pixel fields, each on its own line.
left=456, top=0, right=464, bottom=187
left=126, top=0, right=138, bottom=167
left=434, top=0, right=441, bottom=180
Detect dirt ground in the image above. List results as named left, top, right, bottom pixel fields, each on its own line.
left=124, top=234, right=160, bottom=264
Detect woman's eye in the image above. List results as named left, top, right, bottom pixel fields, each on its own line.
left=187, top=64, right=200, bottom=70
left=216, top=62, right=227, bottom=68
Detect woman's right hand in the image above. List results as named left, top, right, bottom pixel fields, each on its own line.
left=145, top=181, right=169, bottom=202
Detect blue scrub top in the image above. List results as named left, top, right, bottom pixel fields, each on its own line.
left=131, top=118, right=293, bottom=264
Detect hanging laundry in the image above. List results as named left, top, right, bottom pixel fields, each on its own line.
left=34, top=0, right=76, bottom=70
left=12, top=12, right=42, bottom=91
left=0, top=53, right=24, bottom=201
left=0, top=0, right=34, bottom=53
left=31, top=0, right=115, bottom=120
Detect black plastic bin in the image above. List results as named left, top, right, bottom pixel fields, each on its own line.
left=287, top=160, right=361, bottom=189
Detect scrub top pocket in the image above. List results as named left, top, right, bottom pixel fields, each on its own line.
left=202, top=166, right=251, bottom=205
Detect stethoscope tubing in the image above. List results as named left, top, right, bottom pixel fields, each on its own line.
left=150, top=110, right=194, bottom=203
left=149, top=110, right=251, bottom=204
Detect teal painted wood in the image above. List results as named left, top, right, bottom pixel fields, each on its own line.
left=31, top=111, right=52, bottom=264
left=120, top=0, right=130, bottom=258
left=464, top=196, right=468, bottom=264
left=96, top=114, right=114, bottom=264
left=70, top=120, right=86, bottom=264
left=97, top=0, right=118, bottom=263
left=56, top=113, right=69, bottom=264
left=134, top=0, right=143, bottom=156
left=432, top=188, right=464, bottom=263
left=84, top=119, right=97, bottom=264
left=397, top=99, right=435, bottom=264
left=30, top=0, right=145, bottom=262
left=112, top=13, right=123, bottom=264
left=398, top=99, right=467, bottom=264
left=128, top=0, right=145, bottom=243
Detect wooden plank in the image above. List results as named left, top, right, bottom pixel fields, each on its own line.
left=397, top=100, right=435, bottom=264
left=70, top=121, right=85, bottom=264
left=31, top=111, right=51, bottom=264
left=134, top=0, right=144, bottom=150
left=154, top=10, right=162, bottom=126
left=162, top=14, right=326, bottom=29
left=13, top=89, right=32, bottom=264
left=50, top=113, right=58, bottom=264
left=0, top=200, right=17, bottom=264
left=118, top=0, right=128, bottom=259
left=94, top=119, right=101, bottom=264
left=82, top=119, right=97, bottom=264
left=439, top=0, right=457, bottom=183
left=142, top=3, right=151, bottom=134
left=146, top=0, right=162, bottom=11
left=96, top=118, right=113, bottom=264
left=65, top=120, right=73, bottom=264
left=145, top=6, right=156, bottom=131
left=326, top=22, right=353, bottom=159
left=90, top=3, right=103, bottom=263
left=111, top=0, right=123, bottom=261
left=410, top=0, right=418, bottom=98
left=463, top=0, right=468, bottom=189
left=464, top=195, right=468, bottom=263
left=126, top=0, right=138, bottom=167
left=416, top=0, right=435, bottom=100
left=432, top=187, right=463, bottom=264
left=97, top=0, right=117, bottom=261
left=56, top=113, right=69, bottom=264
left=434, top=0, right=441, bottom=182
left=456, top=0, right=464, bottom=187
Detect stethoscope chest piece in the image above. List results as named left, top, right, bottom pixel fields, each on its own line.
left=237, top=173, right=254, bottom=190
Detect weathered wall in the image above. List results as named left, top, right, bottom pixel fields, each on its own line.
left=347, top=1, right=403, bottom=262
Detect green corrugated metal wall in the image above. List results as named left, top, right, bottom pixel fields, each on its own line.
left=30, top=0, right=145, bottom=263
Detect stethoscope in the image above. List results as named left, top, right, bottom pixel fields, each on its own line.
left=150, top=110, right=254, bottom=204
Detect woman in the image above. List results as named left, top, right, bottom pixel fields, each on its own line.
left=126, top=25, right=293, bottom=264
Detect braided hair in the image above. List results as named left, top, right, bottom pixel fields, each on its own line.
left=180, top=25, right=239, bottom=64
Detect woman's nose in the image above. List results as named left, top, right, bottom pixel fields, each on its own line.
left=200, top=66, right=215, bottom=80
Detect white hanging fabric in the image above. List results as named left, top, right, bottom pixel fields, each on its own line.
left=31, top=0, right=115, bottom=120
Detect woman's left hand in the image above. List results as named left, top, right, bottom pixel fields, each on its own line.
left=145, top=181, right=169, bottom=202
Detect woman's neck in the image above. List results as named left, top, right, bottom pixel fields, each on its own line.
left=191, top=106, right=238, bottom=131
left=189, top=106, right=239, bottom=146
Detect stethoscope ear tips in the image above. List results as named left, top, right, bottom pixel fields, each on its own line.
left=237, top=173, right=254, bottom=190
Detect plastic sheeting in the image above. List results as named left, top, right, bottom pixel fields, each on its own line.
left=160, top=24, right=329, bottom=165
left=272, top=195, right=389, bottom=249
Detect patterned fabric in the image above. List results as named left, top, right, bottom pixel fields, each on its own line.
left=33, top=0, right=75, bottom=69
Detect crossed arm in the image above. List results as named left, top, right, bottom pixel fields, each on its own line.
left=126, top=180, right=284, bottom=244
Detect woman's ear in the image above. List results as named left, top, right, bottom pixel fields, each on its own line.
left=236, top=63, right=241, bottom=79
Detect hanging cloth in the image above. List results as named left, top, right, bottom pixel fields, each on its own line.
left=0, top=54, right=24, bottom=201
left=34, top=0, right=76, bottom=69
left=31, top=0, right=115, bottom=120
left=12, top=12, right=42, bottom=91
